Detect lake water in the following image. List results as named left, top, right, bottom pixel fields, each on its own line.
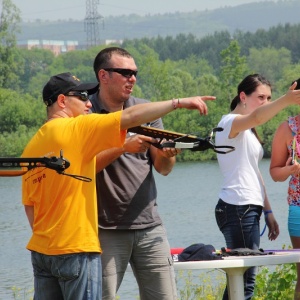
left=0, top=159, right=291, bottom=299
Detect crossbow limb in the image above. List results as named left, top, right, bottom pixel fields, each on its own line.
left=0, top=150, right=91, bottom=182
left=0, top=150, right=70, bottom=177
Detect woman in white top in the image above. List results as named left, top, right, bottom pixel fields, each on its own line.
left=215, top=74, right=300, bottom=300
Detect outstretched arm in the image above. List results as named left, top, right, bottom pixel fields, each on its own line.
left=231, top=83, right=300, bottom=137
left=120, top=96, right=215, bottom=130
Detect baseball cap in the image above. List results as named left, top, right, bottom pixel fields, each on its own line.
left=42, top=72, right=99, bottom=106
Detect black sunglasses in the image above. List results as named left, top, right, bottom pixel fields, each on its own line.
left=65, top=91, right=89, bottom=101
left=103, top=68, right=138, bottom=78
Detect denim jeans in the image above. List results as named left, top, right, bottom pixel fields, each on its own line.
left=215, top=199, right=263, bottom=300
left=31, top=251, right=102, bottom=300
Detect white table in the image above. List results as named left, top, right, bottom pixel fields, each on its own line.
left=173, top=251, right=300, bottom=300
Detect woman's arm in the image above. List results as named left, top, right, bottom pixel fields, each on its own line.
left=263, top=194, right=280, bottom=241
left=230, top=84, right=300, bottom=137
left=258, top=170, right=279, bottom=241
left=269, top=121, right=299, bottom=182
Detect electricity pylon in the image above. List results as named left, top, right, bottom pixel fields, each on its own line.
left=84, top=0, right=103, bottom=47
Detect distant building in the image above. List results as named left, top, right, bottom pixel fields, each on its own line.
left=104, top=39, right=123, bottom=45
left=17, top=39, right=123, bottom=54
left=78, top=39, right=124, bottom=50
left=17, top=40, right=79, bottom=56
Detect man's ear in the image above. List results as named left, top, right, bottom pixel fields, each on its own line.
left=56, top=94, right=66, bottom=108
left=98, top=69, right=109, bottom=83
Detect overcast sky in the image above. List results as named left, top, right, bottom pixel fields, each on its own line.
left=10, top=0, right=269, bottom=21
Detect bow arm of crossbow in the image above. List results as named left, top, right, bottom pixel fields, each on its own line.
left=0, top=152, right=70, bottom=177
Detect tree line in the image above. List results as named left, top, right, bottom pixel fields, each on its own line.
left=1, top=0, right=300, bottom=161
left=17, top=1, right=300, bottom=45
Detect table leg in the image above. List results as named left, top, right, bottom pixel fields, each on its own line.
left=222, top=267, right=249, bottom=300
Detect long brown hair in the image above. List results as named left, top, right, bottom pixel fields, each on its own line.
left=230, top=74, right=272, bottom=145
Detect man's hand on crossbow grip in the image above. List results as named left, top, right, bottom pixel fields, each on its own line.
left=124, top=134, right=157, bottom=153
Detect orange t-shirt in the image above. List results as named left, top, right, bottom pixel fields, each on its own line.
left=22, top=112, right=125, bottom=255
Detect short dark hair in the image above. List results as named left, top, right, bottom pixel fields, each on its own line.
left=230, top=74, right=271, bottom=111
left=93, top=47, right=133, bottom=82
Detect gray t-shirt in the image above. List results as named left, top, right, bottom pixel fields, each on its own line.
left=90, top=93, right=163, bottom=229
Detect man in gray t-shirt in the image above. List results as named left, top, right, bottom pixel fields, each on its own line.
left=91, top=47, right=179, bottom=300
left=90, top=95, right=163, bottom=229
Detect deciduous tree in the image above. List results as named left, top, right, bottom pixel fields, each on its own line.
left=0, top=0, right=21, bottom=88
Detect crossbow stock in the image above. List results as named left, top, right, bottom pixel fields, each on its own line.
left=128, top=126, right=235, bottom=154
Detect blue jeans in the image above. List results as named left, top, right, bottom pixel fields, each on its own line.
left=31, top=251, right=102, bottom=300
left=215, top=199, right=263, bottom=300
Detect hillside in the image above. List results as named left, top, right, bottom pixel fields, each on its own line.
left=17, top=1, right=300, bottom=45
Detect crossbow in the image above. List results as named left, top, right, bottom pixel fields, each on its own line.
left=128, top=126, right=235, bottom=154
left=0, top=150, right=91, bottom=182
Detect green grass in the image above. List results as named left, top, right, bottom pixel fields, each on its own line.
left=11, top=286, right=33, bottom=300
left=9, top=261, right=298, bottom=300
left=176, top=269, right=226, bottom=300
left=175, top=262, right=297, bottom=300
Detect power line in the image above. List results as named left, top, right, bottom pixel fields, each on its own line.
left=84, top=0, right=103, bottom=47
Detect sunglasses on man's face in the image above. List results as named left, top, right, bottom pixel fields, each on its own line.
left=65, top=91, right=89, bottom=101
left=103, top=68, right=138, bottom=78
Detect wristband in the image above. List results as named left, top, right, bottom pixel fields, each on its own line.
left=172, top=98, right=181, bottom=109
left=177, top=98, right=181, bottom=108
left=264, top=210, right=272, bottom=217
left=260, top=210, right=273, bottom=237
